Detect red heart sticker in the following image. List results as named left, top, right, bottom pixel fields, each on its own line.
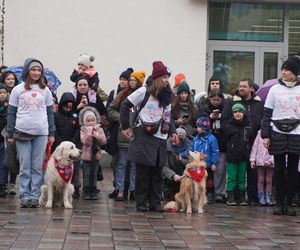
left=31, top=92, right=37, bottom=98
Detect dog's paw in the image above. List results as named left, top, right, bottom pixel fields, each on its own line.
left=64, top=202, right=73, bottom=209
left=45, top=201, right=53, bottom=208
left=198, top=209, right=203, bottom=214
left=186, top=208, right=192, bottom=214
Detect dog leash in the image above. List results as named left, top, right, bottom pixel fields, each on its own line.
left=44, top=140, right=52, bottom=171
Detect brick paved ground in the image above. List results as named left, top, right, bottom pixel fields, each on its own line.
left=0, top=154, right=300, bottom=249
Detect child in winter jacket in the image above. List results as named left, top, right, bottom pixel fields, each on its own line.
left=225, top=103, right=252, bottom=206
left=181, top=114, right=219, bottom=203
left=79, top=107, right=106, bottom=200
left=54, top=92, right=81, bottom=198
left=70, top=54, right=108, bottom=101
left=250, top=130, right=274, bottom=206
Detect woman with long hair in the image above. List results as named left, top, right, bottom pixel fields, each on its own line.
left=120, top=61, right=179, bottom=212
left=7, top=58, right=55, bottom=208
left=108, top=70, right=145, bottom=201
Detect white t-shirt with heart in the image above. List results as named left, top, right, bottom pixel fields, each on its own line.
left=9, top=82, right=53, bottom=135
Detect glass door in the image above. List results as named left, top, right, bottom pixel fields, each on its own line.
left=260, top=48, right=283, bottom=84
left=207, top=46, right=283, bottom=94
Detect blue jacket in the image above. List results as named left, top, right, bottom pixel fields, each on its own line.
left=181, top=132, right=219, bottom=168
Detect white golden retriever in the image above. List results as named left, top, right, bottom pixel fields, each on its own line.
left=39, top=141, right=81, bottom=209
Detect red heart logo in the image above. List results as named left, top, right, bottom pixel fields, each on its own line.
left=31, top=93, right=37, bottom=98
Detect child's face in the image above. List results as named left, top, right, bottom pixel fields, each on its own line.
left=63, top=102, right=73, bottom=112
left=4, top=73, right=16, bottom=89
left=233, top=110, right=244, bottom=121
left=179, top=91, right=188, bottom=102
left=0, top=89, right=8, bottom=101
left=196, top=127, right=206, bottom=135
left=78, top=64, right=88, bottom=71
left=28, top=67, right=42, bottom=82
left=85, top=115, right=96, bottom=126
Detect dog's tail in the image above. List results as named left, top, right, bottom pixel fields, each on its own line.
left=163, top=201, right=176, bottom=212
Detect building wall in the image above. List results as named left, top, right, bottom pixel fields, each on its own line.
left=5, top=0, right=208, bottom=97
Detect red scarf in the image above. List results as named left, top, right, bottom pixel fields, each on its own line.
left=187, top=167, right=206, bottom=183
left=54, top=159, right=73, bottom=183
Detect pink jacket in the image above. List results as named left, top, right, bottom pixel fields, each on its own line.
left=250, top=130, right=274, bottom=167
left=80, top=125, right=106, bottom=161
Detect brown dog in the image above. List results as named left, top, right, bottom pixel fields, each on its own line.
left=164, top=151, right=208, bottom=214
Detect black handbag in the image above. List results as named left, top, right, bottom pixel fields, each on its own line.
left=140, top=118, right=162, bottom=136
left=105, top=122, right=119, bottom=155
left=272, top=119, right=300, bottom=132
left=13, top=130, right=35, bottom=140
left=4, top=144, right=19, bottom=174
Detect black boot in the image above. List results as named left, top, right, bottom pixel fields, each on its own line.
left=73, top=187, right=80, bottom=199
left=108, top=189, right=117, bottom=199
left=239, top=190, right=247, bottom=206
left=273, top=194, right=284, bottom=215
left=285, top=204, right=296, bottom=216
left=226, top=191, right=237, bottom=206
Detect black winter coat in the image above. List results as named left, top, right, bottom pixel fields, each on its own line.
left=221, top=94, right=263, bottom=145
left=53, top=92, right=81, bottom=151
left=224, top=118, right=252, bottom=163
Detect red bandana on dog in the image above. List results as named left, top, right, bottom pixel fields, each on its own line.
left=54, top=159, right=73, bottom=183
left=187, top=167, right=205, bottom=183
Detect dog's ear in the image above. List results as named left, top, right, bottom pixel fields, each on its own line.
left=199, top=153, right=207, bottom=161
left=53, top=146, right=64, bottom=161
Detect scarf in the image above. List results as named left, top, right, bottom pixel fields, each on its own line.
left=187, top=167, right=206, bottom=183
left=157, top=86, right=172, bottom=107
left=55, top=159, right=73, bottom=183
left=282, top=79, right=297, bottom=88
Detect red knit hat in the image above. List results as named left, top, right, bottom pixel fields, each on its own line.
left=174, top=73, right=186, bottom=87
left=152, top=61, right=171, bottom=80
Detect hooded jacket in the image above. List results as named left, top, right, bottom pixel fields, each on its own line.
left=79, top=106, right=106, bottom=161
left=181, top=132, right=219, bottom=168
left=53, top=92, right=80, bottom=151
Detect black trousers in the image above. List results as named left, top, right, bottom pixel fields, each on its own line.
left=274, top=153, right=299, bottom=205
left=135, top=163, right=163, bottom=208
left=247, top=166, right=258, bottom=199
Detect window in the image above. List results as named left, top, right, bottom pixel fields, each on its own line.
left=209, top=2, right=284, bottom=42
left=288, top=6, right=300, bottom=55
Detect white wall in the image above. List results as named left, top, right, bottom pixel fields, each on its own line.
left=5, top=0, right=208, bottom=97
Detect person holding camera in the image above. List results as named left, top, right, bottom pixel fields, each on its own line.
left=171, top=80, right=196, bottom=138
left=195, top=88, right=227, bottom=203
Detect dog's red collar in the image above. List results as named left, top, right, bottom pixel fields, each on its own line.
left=54, top=159, right=73, bottom=183
left=186, top=167, right=206, bottom=183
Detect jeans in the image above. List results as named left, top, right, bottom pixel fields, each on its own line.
left=82, top=160, right=99, bottom=190
left=16, top=136, right=48, bottom=200
left=114, top=148, right=136, bottom=192
left=214, top=152, right=226, bottom=196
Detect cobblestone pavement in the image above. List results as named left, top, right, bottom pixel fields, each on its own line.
left=0, top=156, right=300, bottom=249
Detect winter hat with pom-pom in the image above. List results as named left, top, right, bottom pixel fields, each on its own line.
left=131, top=70, right=146, bottom=86
left=78, top=54, right=95, bottom=68
left=119, top=67, right=134, bottom=81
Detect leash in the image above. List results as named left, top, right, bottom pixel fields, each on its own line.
left=44, top=140, right=52, bottom=171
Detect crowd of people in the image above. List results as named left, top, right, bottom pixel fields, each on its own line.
left=0, top=54, right=299, bottom=216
